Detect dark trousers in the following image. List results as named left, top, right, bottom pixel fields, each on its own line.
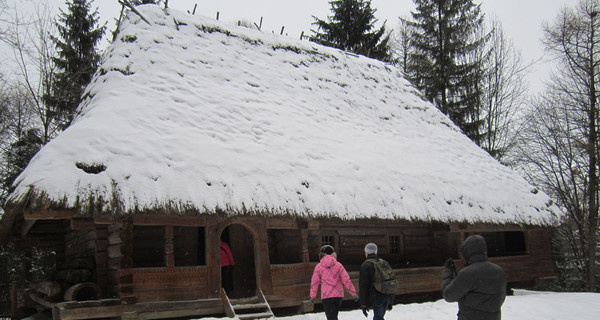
left=222, top=265, right=233, bottom=294
left=322, top=297, right=343, bottom=320
left=371, top=295, right=393, bottom=320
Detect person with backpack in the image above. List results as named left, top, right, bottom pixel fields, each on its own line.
left=310, top=245, right=358, bottom=320
left=359, top=243, right=396, bottom=320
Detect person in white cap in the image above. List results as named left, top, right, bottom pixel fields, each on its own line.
left=359, top=243, right=394, bottom=320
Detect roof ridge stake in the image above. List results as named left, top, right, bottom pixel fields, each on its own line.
left=119, top=0, right=153, bottom=26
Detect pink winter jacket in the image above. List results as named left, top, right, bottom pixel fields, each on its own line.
left=310, top=255, right=357, bottom=300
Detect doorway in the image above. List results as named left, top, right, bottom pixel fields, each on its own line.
left=221, top=224, right=257, bottom=298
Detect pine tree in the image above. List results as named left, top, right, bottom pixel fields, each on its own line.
left=407, top=0, right=487, bottom=143
left=45, top=0, right=105, bottom=129
left=1, top=129, right=43, bottom=200
left=310, top=0, right=392, bottom=62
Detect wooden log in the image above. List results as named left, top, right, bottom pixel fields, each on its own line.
left=121, top=311, right=139, bottom=320
left=55, top=298, right=224, bottom=320
left=108, top=228, right=133, bottom=245
left=108, top=243, right=133, bottom=258
left=30, top=281, right=61, bottom=297
left=25, top=207, right=76, bottom=219
left=131, top=214, right=206, bottom=226
left=71, top=218, right=95, bottom=230
left=64, top=282, right=102, bottom=301
left=108, top=256, right=133, bottom=269
left=135, top=287, right=207, bottom=302
left=27, top=290, right=57, bottom=309
left=54, top=299, right=125, bottom=320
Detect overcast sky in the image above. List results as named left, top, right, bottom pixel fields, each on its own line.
left=8, top=0, right=580, bottom=93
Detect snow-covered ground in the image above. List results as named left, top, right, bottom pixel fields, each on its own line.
left=22, top=290, right=599, bottom=320
left=199, top=290, right=600, bottom=320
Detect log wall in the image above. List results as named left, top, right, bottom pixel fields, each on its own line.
left=56, top=226, right=96, bottom=288
left=70, top=215, right=554, bottom=315
left=130, top=267, right=208, bottom=302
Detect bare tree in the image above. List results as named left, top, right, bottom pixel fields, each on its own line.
left=389, top=16, right=414, bottom=75
left=0, top=2, right=56, bottom=206
left=0, top=0, right=9, bottom=44
left=479, top=17, right=530, bottom=163
left=6, top=2, right=59, bottom=144
left=518, top=0, right=600, bottom=292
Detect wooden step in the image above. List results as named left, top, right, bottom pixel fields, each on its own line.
left=237, top=311, right=274, bottom=320
left=230, top=297, right=260, bottom=305
left=221, top=288, right=274, bottom=319
left=233, top=302, right=269, bottom=310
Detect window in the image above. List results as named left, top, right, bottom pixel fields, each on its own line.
left=468, top=231, right=527, bottom=257
left=174, top=226, right=206, bottom=266
left=307, top=231, right=339, bottom=262
left=268, top=229, right=302, bottom=264
left=132, top=225, right=165, bottom=268
left=389, top=235, right=401, bottom=254
left=322, top=235, right=335, bottom=247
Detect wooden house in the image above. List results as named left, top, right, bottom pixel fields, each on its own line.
left=0, top=5, right=559, bottom=320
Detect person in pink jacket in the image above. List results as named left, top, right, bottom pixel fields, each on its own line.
left=310, top=245, right=358, bottom=320
left=220, top=239, right=235, bottom=295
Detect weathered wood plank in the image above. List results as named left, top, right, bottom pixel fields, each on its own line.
left=30, top=281, right=61, bottom=297
left=131, top=214, right=207, bottom=226
left=135, top=287, right=207, bottom=302
left=25, top=208, right=76, bottom=220
left=70, top=218, right=95, bottom=230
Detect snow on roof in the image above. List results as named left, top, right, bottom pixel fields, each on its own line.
left=6, top=5, right=558, bottom=224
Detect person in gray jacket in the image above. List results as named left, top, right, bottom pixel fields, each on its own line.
left=441, top=235, right=507, bottom=320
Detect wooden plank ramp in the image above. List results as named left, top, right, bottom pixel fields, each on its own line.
left=221, top=288, right=274, bottom=320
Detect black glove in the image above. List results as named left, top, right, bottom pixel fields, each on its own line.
left=387, top=303, right=393, bottom=311
left=361, top=306, right=368, bottom=317
left=444, top=258, right=456, bottom=274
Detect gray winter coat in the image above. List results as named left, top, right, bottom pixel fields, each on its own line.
left=441, top=235, right=507, bottom=320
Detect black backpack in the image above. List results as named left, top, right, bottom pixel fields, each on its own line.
left=367, top=258, right=397, bottom=295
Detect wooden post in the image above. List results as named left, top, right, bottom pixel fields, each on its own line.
left=10, top=281, right=17, bottom=319
left=165, top=225, right=174, bottom=267
left=254, top=17, right=263, bottom=30
left=119, top=0, right=152, bottom=25
left=301, top=229, right=309, bottom=264
left=206, top=216, right=220, bottom=298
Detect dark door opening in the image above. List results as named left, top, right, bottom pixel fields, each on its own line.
left=221, top=224, right=256, bottom=298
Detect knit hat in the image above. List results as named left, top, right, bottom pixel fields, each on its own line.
left=321, top=245, right=335, bottom=255
left=319, top=245, right=337, bottom=259
left=364, top=243, right=378, bottom=254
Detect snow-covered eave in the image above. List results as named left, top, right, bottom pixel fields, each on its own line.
left=3, top=186, right=560, bottom=228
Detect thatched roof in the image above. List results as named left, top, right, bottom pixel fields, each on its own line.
left=2, top=5, right=558, bottom=226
